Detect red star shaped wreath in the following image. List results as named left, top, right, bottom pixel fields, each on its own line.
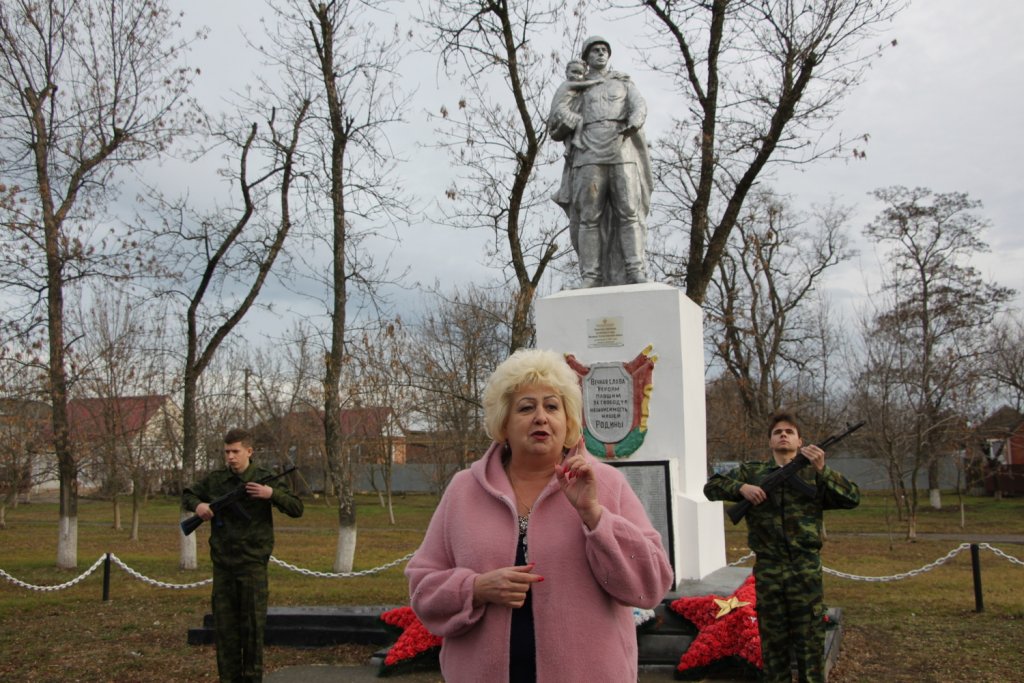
left=669, top=574, right=762, bottom=680
left=378, top=606, right=443, bottom=677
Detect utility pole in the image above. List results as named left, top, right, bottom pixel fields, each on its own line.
left=243, top=368, right=251, bottom=427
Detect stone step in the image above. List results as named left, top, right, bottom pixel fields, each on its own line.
left=187, top=605, right=403, bottom=647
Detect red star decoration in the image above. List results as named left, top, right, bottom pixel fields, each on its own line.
left=669, top=574, right=762, bottom=677
left=379, top=606, right=443, bottom=671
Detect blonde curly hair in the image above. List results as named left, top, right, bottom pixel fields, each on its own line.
left=482, top=348, right=582, bottom=449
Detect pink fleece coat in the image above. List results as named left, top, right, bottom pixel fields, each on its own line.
left=406, top=442, right=674, bottom=683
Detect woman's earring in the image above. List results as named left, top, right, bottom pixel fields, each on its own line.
left=502, top=441, right=512, bottom=459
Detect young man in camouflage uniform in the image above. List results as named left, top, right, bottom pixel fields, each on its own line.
left=704, top=412, right=860, bottom=683
left=183, top=428, right=304, bottom=683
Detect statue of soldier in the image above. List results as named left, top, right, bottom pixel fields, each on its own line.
left=549, top=36, right=653, bottom=288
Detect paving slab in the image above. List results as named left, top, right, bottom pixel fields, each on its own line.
left=265, top=664, right=443, bottom=682
left=264, top=663, right=721, bottom=682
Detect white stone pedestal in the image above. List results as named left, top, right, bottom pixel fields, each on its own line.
left=536, top=283, right=726, bottom=581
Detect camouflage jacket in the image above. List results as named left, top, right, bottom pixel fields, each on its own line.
left=704, top=461, right=860, bottom=562
left=182, top=464, right=304, bottom=566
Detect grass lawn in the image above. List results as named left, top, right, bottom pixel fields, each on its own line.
left=1, top=490, right=1022, bottom=682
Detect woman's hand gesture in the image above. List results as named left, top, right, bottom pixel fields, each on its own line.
left=556, top=452, right=603, bottom=529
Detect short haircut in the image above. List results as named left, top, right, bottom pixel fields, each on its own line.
left=566, top=58, right=586, bottom=73
left=482, top=348, right=583, bottom=449
left=224, top=428, right=254, bottom=449
left=767, top=411, right=802, bottom=438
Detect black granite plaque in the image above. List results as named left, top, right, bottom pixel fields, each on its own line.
left=608, top=460, right=675, bottom=586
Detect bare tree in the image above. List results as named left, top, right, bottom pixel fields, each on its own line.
left=0, top=0, right=201, bottom=568
left=0, top=360, right=49, bottom=528
left=704, top=374, right=761, bottom=465
left=408, top=282, right=511, bottom=488
left=244, top=323, right=327, bottom=499
left=348, top=318, right=416, bottom=524
left=856, top=186, right=1014, bottom=533
left=984, top=313, right=1024, bottom=412
left=705, top=190, right=853, bottom=434
left=633, top=0, right=906, bottom=305
left=70, top=288, right=177, bottom=540
left=141, top=97, right=311, bottom=568
left=258, top=0, right=410, bottom=572
left=417, top=0, right=573, bottom=351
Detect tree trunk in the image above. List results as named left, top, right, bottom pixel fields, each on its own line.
left=334, top=525, right=357, bottom=574
left=312, top=0, right=357, bottom=575
left=324, top=445, right=357, bottom=571
left=0, top=487, right=17, bottom=529
left=928, top=459, right=942, bottom=510
left=49, top=245, right=77, bottom=569
left=385, top=460, right=395, bottom=526
left=56, top=447, right=78, bottom=569
left=178, top=375, right=200, bottom=569
left=57, top=511, right=78, bottom=568
left=130, top=472, right=142, bottom=541
left=509, top=284, right=535, bottom=353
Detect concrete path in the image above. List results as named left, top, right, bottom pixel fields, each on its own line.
left=265, top=663, right=700, bottom=682
left=266, top=664, right=443, bottom=682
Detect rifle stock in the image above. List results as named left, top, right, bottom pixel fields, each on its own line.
left=180, top=512, right=206, bottom=536
left=724, top=421, right=865, bottom=525
left=180, top=466, right=296, bottom=536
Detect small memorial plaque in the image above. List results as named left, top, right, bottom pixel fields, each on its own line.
left=587, top=316, right=624, bottom=348
left=582, top=362, right=633, bottom=444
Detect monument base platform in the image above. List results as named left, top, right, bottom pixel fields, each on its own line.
left=189, top=569, right=844, bottom=680
left=186, top=604, right=403, bottom=647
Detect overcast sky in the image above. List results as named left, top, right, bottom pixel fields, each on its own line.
left=173, top=0, right=1024, bottom=335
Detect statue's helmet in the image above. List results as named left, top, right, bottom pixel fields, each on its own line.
left=581, top=36, right=611, bottom=61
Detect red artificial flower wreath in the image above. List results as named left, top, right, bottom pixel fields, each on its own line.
left=669, top=574, right=763, bottom=680
left=378, top=606, right=443, bottom=677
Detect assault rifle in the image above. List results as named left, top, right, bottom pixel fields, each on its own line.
left=180, top=466, right=296, bottom=536
left=725, top=421, right=865, bottom=525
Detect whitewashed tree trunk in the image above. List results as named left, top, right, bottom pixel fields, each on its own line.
left=179, top=514, right=198, bottom=570
left=57, top=515, right=77, bottom=569
left=334, top=525, right=357, bottom=573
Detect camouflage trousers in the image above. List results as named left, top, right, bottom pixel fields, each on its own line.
left=212, top=561, right=269, bottom=683
left=753, top=556, right=826, bottom=683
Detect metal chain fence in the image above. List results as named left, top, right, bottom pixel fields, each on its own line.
left=269, top=552, right=416, bottom=578
left=1, top=543, right=1021, bottom=596
left=0, top=553, right=108, bottom=592
left=0, top=551, right=416, bottom=594
left=726, top=542, right=1023, bottom=581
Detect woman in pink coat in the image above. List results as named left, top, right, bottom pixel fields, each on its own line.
left=406, top=349, right=674, bottom=682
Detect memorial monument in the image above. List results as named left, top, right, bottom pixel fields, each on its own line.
left=541, top=37, right=726, bottom=583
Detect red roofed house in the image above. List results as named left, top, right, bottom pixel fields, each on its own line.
left=61, top=394, right=181, bottom=496
left=974, top=406, right=1024, bottom=497
left=251, top=407, right=405, bottom=494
